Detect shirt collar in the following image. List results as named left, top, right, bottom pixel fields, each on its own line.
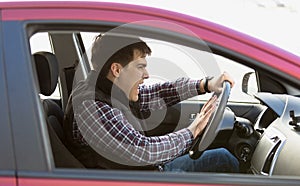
left=87, top=70, right=131, bottom=108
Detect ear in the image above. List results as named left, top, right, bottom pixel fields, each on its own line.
left=110, top=63, right=122, bottom=77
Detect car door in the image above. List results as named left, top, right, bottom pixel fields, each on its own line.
left=0, top=18, right=17, bottom=186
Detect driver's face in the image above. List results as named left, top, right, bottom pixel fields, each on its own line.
left=117, top=49, right=149, bottom=102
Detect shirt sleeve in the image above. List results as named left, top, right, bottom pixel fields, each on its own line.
left=139, top=77, right=202, bottom=111
left=75, top=100, right=194, bottom=166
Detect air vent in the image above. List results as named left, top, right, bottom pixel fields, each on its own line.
left=261, top=140, right=281, bottom=175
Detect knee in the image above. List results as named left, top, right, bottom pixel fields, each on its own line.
left=218, top=148, right=232, bottom=157
left=217, top=148, right=239, bottom=173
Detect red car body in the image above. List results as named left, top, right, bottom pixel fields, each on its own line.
left=0, top=1, right=299, bottom=186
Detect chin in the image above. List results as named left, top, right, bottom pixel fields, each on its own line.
left=129, top=95, right=139, bottom=102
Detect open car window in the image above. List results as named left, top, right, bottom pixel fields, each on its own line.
left=81, top=32, right=259, bottom=103
left=27, top=22, right=299, bottom=183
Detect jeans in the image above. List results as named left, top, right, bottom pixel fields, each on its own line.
left=163, top=148, right=239, bottom=173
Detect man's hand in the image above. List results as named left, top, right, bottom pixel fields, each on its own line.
left=187, top=95, right=217, bottom=137
left=208, top=72, right=235, bottom=93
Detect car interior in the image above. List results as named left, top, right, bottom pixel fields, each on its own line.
left=29, top=23, right=300, bottom=177
left=33, top=51, right=84, bottom=168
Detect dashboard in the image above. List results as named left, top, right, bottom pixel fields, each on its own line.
left=250, top=93, right=300, bottom=176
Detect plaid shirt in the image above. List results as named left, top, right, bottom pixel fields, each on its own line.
left=73, top=77, right=201, bottom=166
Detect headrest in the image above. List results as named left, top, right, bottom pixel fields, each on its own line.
left=33, top=52, right=59, bottom=96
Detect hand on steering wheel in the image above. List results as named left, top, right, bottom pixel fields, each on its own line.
left=206, top=71, right=235, bottom=93
left=189, top=81, right=232, bottom=159
left=187, top=95, right=217, bottom=137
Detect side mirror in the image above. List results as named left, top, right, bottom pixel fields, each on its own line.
left=242, top=72, right=258, bottom=95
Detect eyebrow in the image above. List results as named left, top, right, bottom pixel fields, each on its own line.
left=136, top=60, right=147, bottom=67
left=137, top=63, right=147, bottom=67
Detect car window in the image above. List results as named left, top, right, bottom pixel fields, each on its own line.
left=30, top=32, right=52, bottom=53
left=25, top=26, right=300, bottom=186
left=81, top=32, right=258, bottom=103
left=30, top=30, right=260, bottom=170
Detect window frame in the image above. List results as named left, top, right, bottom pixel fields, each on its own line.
left=0, top=20, right=17, bottom=180
left=79, top=31, right=259, bottom=103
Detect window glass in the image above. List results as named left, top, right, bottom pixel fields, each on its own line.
left=30, top=32, right=60, bottom=99
left=144, top=39, right=258, bottom=103
left=80, top=32, right=99, bottom=71
left=213, top=54, right=258, bottom=103
left=80, top=32, right=258, bottom=103
left=30, top=32, right=52, bottom=53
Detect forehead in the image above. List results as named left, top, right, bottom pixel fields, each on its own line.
left=130, top=57, right=147, bottom=65
left=133, top=49, right=147, bottom=58
left=127, top=53, right=147, bottom=67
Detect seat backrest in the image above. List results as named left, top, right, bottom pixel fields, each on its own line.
left=34, top=51, right=84, bottom=168
left=33, top=51, right=64, bottom=140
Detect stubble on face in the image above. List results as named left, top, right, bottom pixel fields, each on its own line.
left=117, top=50, right=149, bottom=102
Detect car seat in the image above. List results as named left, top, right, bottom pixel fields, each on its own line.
left=33, top=51, right=84, bottom=168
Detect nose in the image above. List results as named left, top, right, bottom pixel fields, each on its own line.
left=143, top=68, right=149, bottom=79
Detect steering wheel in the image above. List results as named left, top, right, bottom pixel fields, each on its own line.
left=189, top=81, right=231, bottom=159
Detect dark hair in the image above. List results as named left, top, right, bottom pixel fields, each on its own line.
left=91, top=34, right=152, bottom=77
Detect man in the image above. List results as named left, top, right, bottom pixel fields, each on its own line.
left=63, top=34, right=239, bottom=172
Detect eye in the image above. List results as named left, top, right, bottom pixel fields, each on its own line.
left=137, top=64, right=146, bottom=69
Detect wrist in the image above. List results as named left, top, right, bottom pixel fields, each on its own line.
left=199, top=79, right=205, bottom=93
left=204, top=76, right=213, bottom=93
left=187, top=125, right=196, bottom=137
